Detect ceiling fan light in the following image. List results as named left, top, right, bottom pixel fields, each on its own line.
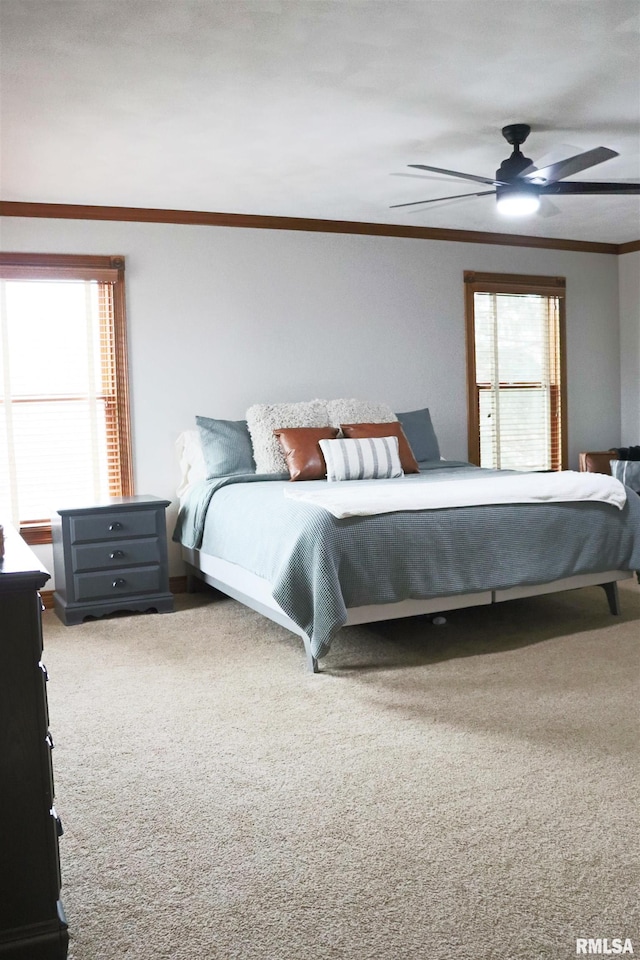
left=496, top=190, right=541, bottom=216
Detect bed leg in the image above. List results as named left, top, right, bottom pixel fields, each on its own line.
left=601, top=581, right=620, bottom=616
left=302, top=636, right=319, bottom=673
left=186, top=573, right=198, bottom=594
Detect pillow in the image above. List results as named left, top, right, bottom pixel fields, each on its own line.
left=319, top=436, right=404, bottom=482
left=196, top=416, right=256, bottom=478
left=341, top=422, right=420, bottom=474
left=327, top=398, right=397, bottom=428
left=274, top=426, right=339, bottom=481
left=176, top=429, right=208, bottom=499
left=246, top=400, right=329, bottom=473
left=610, top=459, right=640, bottom=492
left=396, top=407, right=441, bottom=462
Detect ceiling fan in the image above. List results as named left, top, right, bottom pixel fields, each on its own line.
left=391, top=124, right=640, bottom=216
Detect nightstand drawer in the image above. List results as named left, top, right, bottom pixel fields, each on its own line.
left=74, top=565, right=162, bottom=601
left=70, top=510, right=158, bottom=543
left=72, top=538, right=162, bottom=572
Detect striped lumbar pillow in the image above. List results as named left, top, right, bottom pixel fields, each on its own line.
left=319, top=436, right=403, bottom=482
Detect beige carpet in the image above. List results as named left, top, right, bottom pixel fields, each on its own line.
left=42, top=579, right=640, bottom=960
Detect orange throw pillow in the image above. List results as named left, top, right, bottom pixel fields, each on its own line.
left=341, top=422, right=419, bottom=474
left=273, top=426, right=339, bottom=481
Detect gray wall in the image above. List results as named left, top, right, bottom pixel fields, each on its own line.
left=619, top=250, right=640, bottom=443
left=0, top=216, right=625, bottom=581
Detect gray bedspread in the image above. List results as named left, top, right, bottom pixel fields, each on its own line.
left=173, top=462, right=640, bottom=659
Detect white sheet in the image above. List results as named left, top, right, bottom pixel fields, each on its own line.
left=284, top=469, right=627, bottom=518
left=176, top=429, right=207, bottom=503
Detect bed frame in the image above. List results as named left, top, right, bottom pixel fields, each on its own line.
left=181, top=546, right=633, bottom=672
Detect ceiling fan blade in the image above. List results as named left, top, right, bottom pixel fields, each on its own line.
left=537, top=196, right=561, bottom=218
left=408, top=164, right=507, bottom=187
left=390, top=189, right=496, bottom=209
left=390, top=172, right=448, bottom=180
left=521, top=147, right=619, bottom=184
left=539, top=181, right=640, bottom=195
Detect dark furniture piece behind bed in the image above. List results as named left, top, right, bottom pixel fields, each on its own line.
left=0, top=526, right=69, bottom=959
left=579, top=451, right=617, bottom=475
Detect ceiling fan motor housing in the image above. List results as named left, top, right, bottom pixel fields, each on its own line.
left=498, top=155, right=534, bottom=185
left=496, top=152, right=535, bottom=183
left=496, top=153, right=538, bottom=209
left=497, top=123, right=536, bottom=185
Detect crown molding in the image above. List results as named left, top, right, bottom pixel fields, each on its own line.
left=618, top=239, right=640, bottom=254
left=0, top=200, right=627, bottom=255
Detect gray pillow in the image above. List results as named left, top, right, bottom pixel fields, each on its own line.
left=196, top=416, right=255, bottom=478
left=396, top=408, right=441, bottom=462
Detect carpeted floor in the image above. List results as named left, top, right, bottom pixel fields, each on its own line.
left=42, top=579, right=640, bottom=960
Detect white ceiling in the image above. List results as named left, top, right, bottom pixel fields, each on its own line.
left=1, top=0, right=639, bottom=244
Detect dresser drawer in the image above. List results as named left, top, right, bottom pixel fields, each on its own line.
left=69, top=509, right=158, bottom=543
left=72, top=538, right=162, bottom=572
left=73, top=565, right=162, bottom=601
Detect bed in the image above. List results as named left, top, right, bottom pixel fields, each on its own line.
left=173, top=401, right=640, bottom=672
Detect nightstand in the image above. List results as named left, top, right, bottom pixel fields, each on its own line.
left=52, top=495, right=174, bottom=625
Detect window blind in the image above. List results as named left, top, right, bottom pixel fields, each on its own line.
left=464, top=272, right=566, bottom=473
left=475, top=292, right=561, bottom=471
left=0, top=255, right=132, bottom=536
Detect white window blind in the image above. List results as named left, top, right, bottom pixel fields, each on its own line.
left=465, top=273, right=566, bottom=473
left=0, top=256, right=132, bottom=534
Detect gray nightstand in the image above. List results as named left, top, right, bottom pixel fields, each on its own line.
left=52, top=495, right=174, bottom=625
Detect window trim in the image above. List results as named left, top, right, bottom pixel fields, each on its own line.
left=0, top=252, right=133, bottom=544
left=464, top=270, right=568, bottom=471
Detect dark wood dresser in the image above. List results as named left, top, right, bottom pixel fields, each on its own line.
left=0, top=526, right=69, bottom=960
left=51, top=495, right=173, bottom=625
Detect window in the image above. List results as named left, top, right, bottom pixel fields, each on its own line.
left=464, top=271, right=567, bottom=472
left=0, top=253, right=133, bottom=543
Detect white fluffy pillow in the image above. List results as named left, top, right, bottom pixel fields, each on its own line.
left=326, top=398, right=397, bottom=427
left=246, top=400, right=329, bottom=473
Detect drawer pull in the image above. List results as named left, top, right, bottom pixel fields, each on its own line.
left=112, top=578, right=127, bottom=589
left=109, top=550, right=125, bottom=560
left=108, top=521, right=123, bottom=531
left=45, top=731, right=55, bottom=750
left=38, top=660, right=49, bottom=681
